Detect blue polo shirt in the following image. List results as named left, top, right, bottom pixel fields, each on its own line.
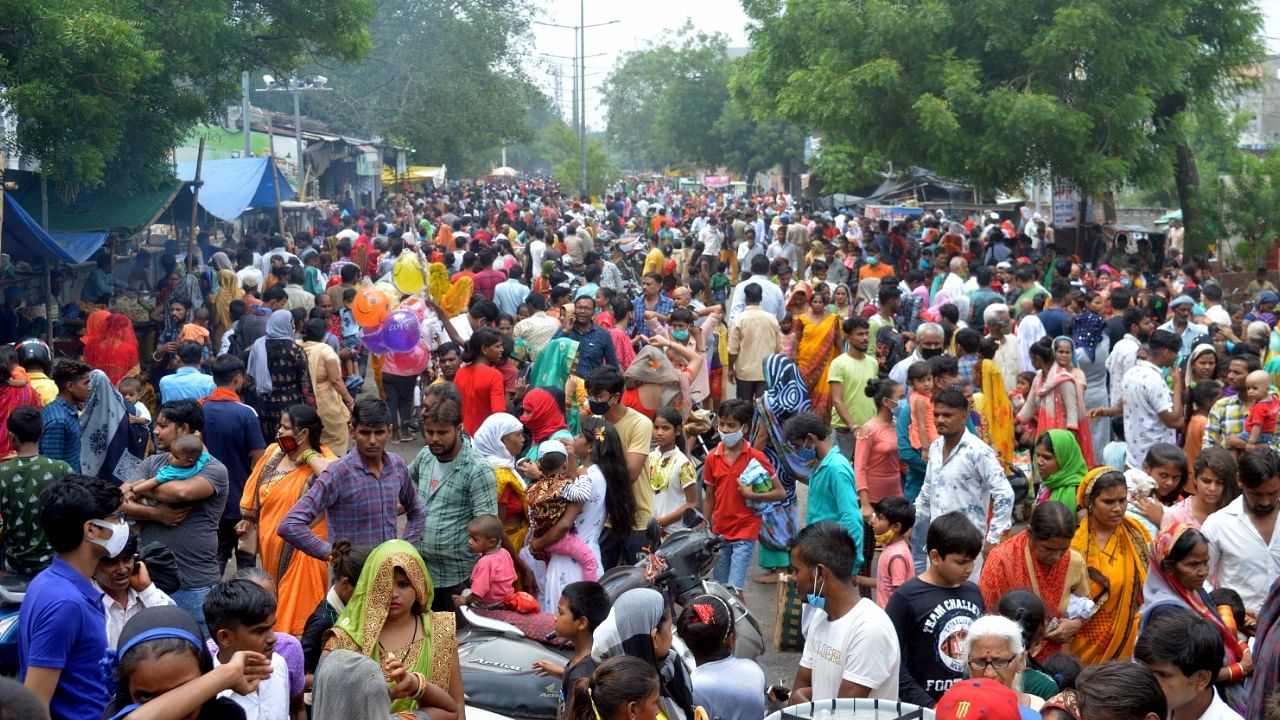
left=19, top=556, right=112, bottom=720
left=158, top=366, right=216, bottom=403
left=556, top=324, right=618, bottom=376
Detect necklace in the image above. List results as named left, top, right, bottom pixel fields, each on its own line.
left=377, top=616, right=420, bottom=663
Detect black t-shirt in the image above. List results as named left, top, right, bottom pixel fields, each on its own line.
left=560, top=656, right=598, bottom=717
left=1106, top=315, right=1128, bottom=347
left=884, top=577, right=985, bottom=708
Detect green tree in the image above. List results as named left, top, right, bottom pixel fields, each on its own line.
left=735, top=0, right=1263, bottom=253
left=287, top=0, right=536, bottom=177
left=0, top=0, right=374, bottom=194
left=543, top=122, right=613, bottom=198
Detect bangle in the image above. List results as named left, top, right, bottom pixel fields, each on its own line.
left=299, top=450, right=318, bottom=465
left=412, top=672, right=429, bottom=700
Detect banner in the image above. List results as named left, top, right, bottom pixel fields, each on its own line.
left=703, top=175, right=730, bottom=188
left=1052, top=185, right=1079, bottom=226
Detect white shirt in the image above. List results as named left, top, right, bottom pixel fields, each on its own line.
left=800, top=598, right=900, bottom=700
left=1107, top=334, right=1141, bottom=406
left=1205, top=304, right=1232, bottom=328
left=214, top=647, right=291, bottom=720
left=1017, top=316, right=1046, bottom=373
left=938, top=273, right=970, bottom=323
left=528, top=239, right=547, bottom=277
left=727, top=275, right=787, bottom=324
left=1196, top=688, right=1246, bottom=720
left=698, top=225, right=723, bottom=256
left=1201, top=495, right=1280, bottom=613
left=889, top=351, right=924, bottom=387
left=916, top=430, right=1015, bottom=546
left=97, top=582, right=175, bottom=648
left=1121, top=360, right=1175, bottom=469
left=236, top=266, right=263, bottom=291
left=436, top=314, right=475, bottom=346
left=335, top=228, right=360, bottom=244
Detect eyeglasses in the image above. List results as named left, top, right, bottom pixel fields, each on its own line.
left=968, top=656, right=1017, bottom=671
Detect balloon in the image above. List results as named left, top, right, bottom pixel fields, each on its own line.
left=352, top=285, right=390, bottom=329
left=385, top=338, right=431, bottom=376
left=361, top=325, right=393, bottom=355
left=374, top=282, right=402, bottom=310
left=393, top=253, right=426, bottom=294
left=398, top=295, right=429, bottom=321
left=382, top=309, right=421, bottom=353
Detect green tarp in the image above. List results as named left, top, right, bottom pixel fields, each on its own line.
left=7, top=170, right=183, bottom=235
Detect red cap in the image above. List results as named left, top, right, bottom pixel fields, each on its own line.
left=935, top=679, right=1022, bottom=720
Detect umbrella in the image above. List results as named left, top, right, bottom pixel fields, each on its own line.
left=489, top=166, right=518, bottom=178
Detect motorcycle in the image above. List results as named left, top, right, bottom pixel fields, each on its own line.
left=0, top=571, right=28, bottom=676
left=457, top=511, right=765, bottom=719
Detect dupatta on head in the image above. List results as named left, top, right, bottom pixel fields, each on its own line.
left=328, top=540, right=434, bottom=714
left=1144, top=523, right=1243, bottom=663
left=1038, top=429, right=1088, bottom=512
left=979, top=359, right=1015, bottom=472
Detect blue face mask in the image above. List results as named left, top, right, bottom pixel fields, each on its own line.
left=671, top=328, right=690, bottom=342
left=795, top=445, right=818, bottom=464
left=801, top=571, right=827, bottom=636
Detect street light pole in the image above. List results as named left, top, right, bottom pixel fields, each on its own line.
left=292, top=88, right=304, bottom=190
left=242, top=71, right=252, bottom=157
left=579, top=0, right=587, bottom=198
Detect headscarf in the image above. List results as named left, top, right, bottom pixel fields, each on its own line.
left=473, top=412, right=523, bottom=472
left=786, top=281, right=813, bottom=311
left=303, top=265, right=327, bottom=296
left=208, top=252, right=234, bottom=272
left=1037, top=430, right=1088, bottom=512
left=1052, top=335, right=1078, bottom=367
left=327, top=540, right=434, bottom=714
left=83, top=309, right=111, bottom=347
left=106, top=607, right=244, bottom=720
left=528, top=337, right=579, bottom=390
left=762, top=354, right=812, bottom=417
left=1185, top=343, right=1217, bottom=392
left=212, top=268, right=244, bottom=344
left=81, top=369, right=141, bottom=483
left=1143, top=524, right=1243, bottom=663
left=521, top=387, right=568, bottom=442
left=591, top=588, right=695, bottom=720
left=1071, top=313, right=1107, bottom=362
left=246, top=309, right=296, bottom=394
left=84, top=313, right=140, bottom=385
left=312, top=650, right=395, bottom=720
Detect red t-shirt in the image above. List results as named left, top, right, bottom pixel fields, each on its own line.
left=454, top=364, right=506, bottom=436
left=1248, top=397, right=1280, bottom=434
left=703, top=443, right=775, bottom=541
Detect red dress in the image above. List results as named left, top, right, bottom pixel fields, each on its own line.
left=454, top=363, right=506, bottom=436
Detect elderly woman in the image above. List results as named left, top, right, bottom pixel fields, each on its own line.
left=963, top=614, right=1045, bottom=711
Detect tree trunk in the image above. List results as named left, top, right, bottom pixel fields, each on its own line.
left=1173, top=137, right=1207, bottom=258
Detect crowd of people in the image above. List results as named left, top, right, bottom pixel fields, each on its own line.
left=2, top=179, right=1280, bottom=720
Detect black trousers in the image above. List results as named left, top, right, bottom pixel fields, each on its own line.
left=599, top=529, right=651, bottom=571
left=217, top=517, right=256, bottom=576
left=383, top=372, right=417, bottom=430
left=736, top=379, right=766, bottom=402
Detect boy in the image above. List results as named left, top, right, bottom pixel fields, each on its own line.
left=1134, top=607, right=1244, bottom=720
left=179, top=306, right=214, bottom=358
left=19, top=474, right=124, bottom=719
left=532, top=581, right=612, bottom=719
left=339, top=287, right=363, bottom=386
left=885, top=511, right=985, bottom=708
left=702, top=399, right=785, bottom=593
left=791, top=522, right=900, bottom=703
left=1241, top=369, right=1278, bottom=452
left=855, top=496, right=915, bottom=609
left=203, top=579, right=290, bottom=719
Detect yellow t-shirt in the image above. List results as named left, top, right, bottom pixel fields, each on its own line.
left=643, top=247, right=665, bottom=276
left=612, top=407, right=655, bottom=529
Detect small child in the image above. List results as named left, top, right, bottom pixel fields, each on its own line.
left=858, top=496, right=915, bottom=609
left=203, top=579, right=292, bottom=718
left=677, top=594, right=766, bottom=720
left=1209, top=587, right=1249, bottom=641
left=118, top=376, right=152, bottom=426
left=301, top=540, right=370, bottom=676
left=1102, top=417, right=1127, bottom=471
left=455, top=515, right=517, bottom=607
left=1241, top=369, right=1279, bottom=451
left=179, top=306, right=213, bottom=358
left=1184, top=379, right=1222, bottom=474
left=130, top=435, right=210, bottom=497
left=1125, top=443, right=1187, bottom=538
left=531, top=581, right=612, bottom=718
left=525, top=441, right=600, bottom=581
left=907, top=362, right=937, bottom=462
left=778, top=314, right=796, bottom=358
left=648, top=408, right=697, bottom=533
left=339, top=287, right=362, bottom=383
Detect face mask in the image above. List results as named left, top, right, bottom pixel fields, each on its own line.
left=89, top=517, right=129, bottom=558
left=919, top=346, right=943, bottom=360
left=1120, top=277, right=1131, bottom=286
left=671, top=329, right=690, bottom=342
left=720, top=429, right=744, bottom=447
left=866, top=256, right=878, bottom=265
left=795, top=444, right=819, bottom=465
left=588, top=398, right=612, bottom=415
left=800, top=570, right=827, bottom=636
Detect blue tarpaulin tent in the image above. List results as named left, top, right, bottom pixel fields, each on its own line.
left=2, top=194, right=107, bottom=265
left=175, top=157, right=296, bottom=222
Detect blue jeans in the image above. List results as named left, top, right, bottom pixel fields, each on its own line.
left=902, top=448, right=926, bottom=503
left=713, top=539, right=755, bottom=591
left=910, top=512, right=930, bottom=575
left=172, top=584, right=216, bottom=640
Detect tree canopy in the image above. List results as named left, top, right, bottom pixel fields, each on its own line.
left=735, top=0, right=1263, bottom=251
left=0, top=0, right=375, bottom=194
left=602, top=25, right=802, bottom=179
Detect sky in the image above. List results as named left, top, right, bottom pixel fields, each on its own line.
left=527, top=0, right=751, bottom=130
left=530, top=0, right=1280, bottom=131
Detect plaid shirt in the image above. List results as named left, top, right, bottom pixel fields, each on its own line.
left=408, top=438, right=497, bottom=588
left=39, top=397, right=81, bottom=473
left=629, top=293, right=675, bottom=337
left=1203, top=395, right=1280, bottom=452
left=278, top=450, right=425, bottom=560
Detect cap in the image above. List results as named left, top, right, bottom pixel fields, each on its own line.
left=935, top=679, right=1022, bottom=720
left=1170, top=295, right=1194, bottom=308
left=1261, top=290, right=1280, bottom=305
left=537, top=440, right=567, bottom=460
left=996, top=261, right=1012, bottom=270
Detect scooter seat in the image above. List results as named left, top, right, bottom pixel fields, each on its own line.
left=464, top=607, right=571, bottom=648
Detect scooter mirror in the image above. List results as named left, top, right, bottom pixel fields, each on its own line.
left=681, top=507, right=704, bottom=528
left=645, top=518, right=662, bottom=551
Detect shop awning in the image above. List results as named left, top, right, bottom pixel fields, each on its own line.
left=2, top=194, right=108, bottom=265
left=176, top=157, right=296, bottom=221
left=7, top=170, right=183, bottom=236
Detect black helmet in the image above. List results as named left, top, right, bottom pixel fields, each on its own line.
left=14, top=338, right=51, bottom=369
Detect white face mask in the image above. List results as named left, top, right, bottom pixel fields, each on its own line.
left=720, top=429, right=744, bottom=447
left=89, top=517, right=129, bottom=558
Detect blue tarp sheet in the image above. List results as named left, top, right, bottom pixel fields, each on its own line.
left=175, top=157, right=296, bottom=222
left=3, top=194, right=108, bottom=265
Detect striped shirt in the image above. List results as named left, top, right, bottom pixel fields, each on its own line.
left=39, top=397, right=80, bottom=473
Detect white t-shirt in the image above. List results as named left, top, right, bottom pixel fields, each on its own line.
left=214, top=648, right=290, bottom=720
left=800, top=597, right=900, bottom=701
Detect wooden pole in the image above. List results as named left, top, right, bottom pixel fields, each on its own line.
left=0, top=149, right=7, bottom=262
left=267, top=116, right=284, bottom=235
left=44, top=261, right=53, bottom=344
left=188, top=137, right=205, bottom=273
